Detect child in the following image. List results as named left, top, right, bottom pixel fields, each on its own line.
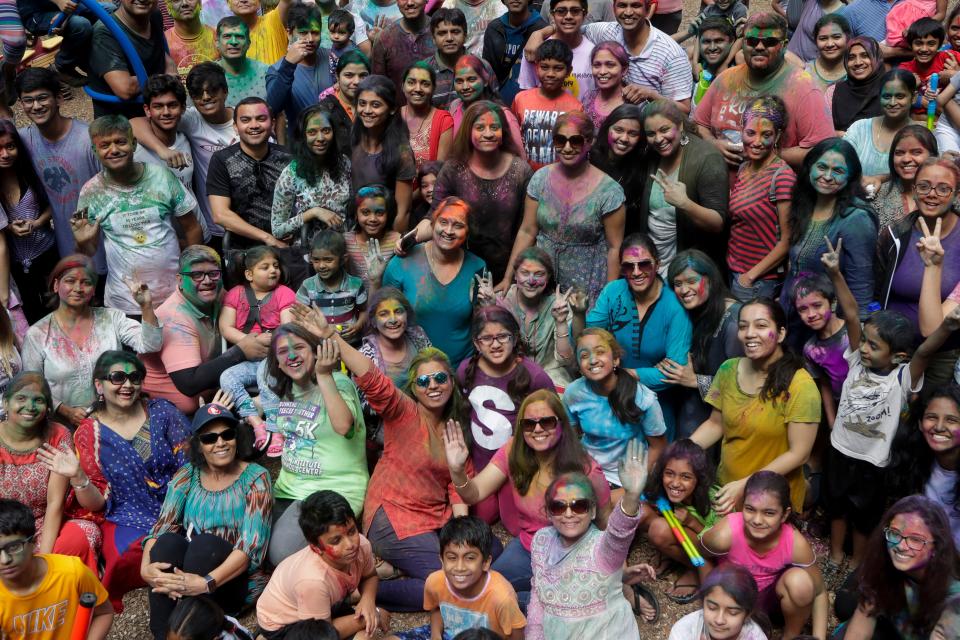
left=442, top=0, right=506, bottom=57
left=700, top=471, right=827, bottom=640
left=344, top=185, right=401, bottom=288
left=640, top=439, right=717, bottom=605
left=167, top=596, right=254, bottom=640
left=516, top=0, right=593, bottom=102
left=0, top=498, right=114, bottom=640
left=674, top=0, right=747, bottom=45
left=483, top=0, right=548, bottom=105
left=256, top=490, right=388, bottom=639
left=898, top=18, right=960, bottom=114
left=667, top=564, right=768, bottom=640
left=218, top=246, right=296, bottom=453
left=297, top=229, right=369, bottom=345
left=820, top=236, right=960, bottom=572
left=885, top=0, right=947, bottom=50
left=511, top=39, right=583, bottom=169
left=411, top=160, right=443, bottom=227
left=268, top=619, right=339, bottom=640
left=328, top=9, right=359, bottom=66
left=388, top=516, right=526, bottom=639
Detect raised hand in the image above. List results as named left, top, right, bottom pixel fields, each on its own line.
left=209, top=389, right=235, bottom=411
left=36, top=443, right=80, bottom=480
left=69, top=209, right=99, bottom=245
left=474, top=269, right=497, bottom=305
left=291, top=302, right=332, bottom=339
left=820, top=235, right=843, bottom=274
left=551, top=286, right=572, bottom=323
left=917, top=216, right=944, bottom=267
left=617, top=438, right=649, bottom=499
left=314, top=338, right=341, bottom=377
left=364, top=238, right=387, bottom=283
left=441, top=419, right=470, bottom=475
left=123, top=275, right=152, bottom=309
left=650, top=169, right=691, bottom=209
left=568, top=288, right=589, bottom=316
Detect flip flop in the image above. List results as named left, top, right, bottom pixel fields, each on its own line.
left=665, top=577, right=700, bottom=605
left=630, top=583, right=660, bottom=624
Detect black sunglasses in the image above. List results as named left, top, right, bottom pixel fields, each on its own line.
left=547, top=498, right=593, bottom=516
left=745, top=36, right=783, bottom=48
left=180, top=269, right=222, bottom=283
left=553, top=134, right=586, bottom=148
left=102, top=371, right=144, bottom=385
left=520, top=415, right=560, bottom=432
left=196, top=427, right=238, bottom=445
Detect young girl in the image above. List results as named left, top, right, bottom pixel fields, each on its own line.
left=641, top=439, right=716, bottom=604
left=582, top=41, right=628, bottom=132
left=457, top=305, right=555, bottom=523
left=564, top=328, right=667, bottom=492
left=700, top=471, right=827, bottom=639
left=410, top=160, right=442, bottom=228
left=167, top=596, right=254, bottom=640
left=667, top=564, right=769, bottom=640
left=343, top=184, right=401, bottom=288
left=218, top=246, right=297, bottom=452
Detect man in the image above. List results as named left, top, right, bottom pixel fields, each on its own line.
left=695, top=11, right=834, bottom=169
left=15, top=68, right=100, bottom=263
left=72, top=116, right=202, bottom=316
left=441, top=0, right=505, bottom=56
left=216, top=15, right=269, bottom=105
left=483, top=0, right=547, bottom=104
left=422, top=7, right=467, bottom=107
left=142, top=245, right=269, bottom=413
left=372, top=0, right=436, bottom=97
left=518, top=0, right=593, bottom=100
left=266, top=5, right=334, bottom=139
left=165, top=0, right=217, bottom=83
left=88, top=0, right=178, bottom=118
left=227, top=0, right=293, bottom=65
left=17, top=0, right=94, bottom=85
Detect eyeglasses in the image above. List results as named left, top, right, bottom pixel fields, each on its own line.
left=551, top=6, right=584, bottom=15
left=553, top=134, right=586, bottom=149
left=883, top=527, right=932, bottom=552
left=196, top=427, right=238, bottom=445
left=547, top=498, right=593, bottom=516
left=0, top=534, right=36, bottom=558
left=476, top=332, right=514, bottom=346
left=102, top=371, right=144, bottom=386
left=180, top=269, right=222, bottom=283
left=745, top=36, right=783, bottom=48
left=520, top=415, right=560, bottom=432
left=20, top=94, right=53, bottom=107
left=915, top=181, right=955, bottom=197
left=621, top=259, right=655, bottom=274
left=415, top=371, right=449, bottom=388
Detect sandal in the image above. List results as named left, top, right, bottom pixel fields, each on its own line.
left=266, top=432, right=284, bottom=458
left=665, top=576, right=700, bottom=605
left=629, top=583, right=660, bottom=624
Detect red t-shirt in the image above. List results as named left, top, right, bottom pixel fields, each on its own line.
left=511, top=89, right=584, bottom=170
left=727, top=157, right=797, bottom=278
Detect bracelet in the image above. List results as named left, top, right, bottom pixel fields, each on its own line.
left=453, top=476, right=470, bottom=490
left=554, top=329, right=570, bottom=337
left=70, top=477, right=90, bottom=490
left=618, top=499, right=640, bottom=518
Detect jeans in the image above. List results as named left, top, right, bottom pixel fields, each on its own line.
left=367, top=508, right=442, bottom=612
left=730, top=273, right=781, bottom=303
left=24, top=12, right=92, bottom=70
left=491, top=537, right=531, bottom=611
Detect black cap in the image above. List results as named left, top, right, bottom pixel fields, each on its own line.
left=190, top=403, right=239, bottom=435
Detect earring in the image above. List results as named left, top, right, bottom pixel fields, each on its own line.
left=680, top=133, right=690, bottom=147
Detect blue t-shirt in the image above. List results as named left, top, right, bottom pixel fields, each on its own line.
left=838, top=0, right=899, bottom=41
left=498, top=13, right=542, bottom=105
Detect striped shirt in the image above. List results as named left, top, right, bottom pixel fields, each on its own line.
left=296, top=273, right=368, bottom=328
left=727, top=158, right=796, bottom=278
left=1, top=184, right=55, bottom=268
left=582, top=21, right=692, bottom=101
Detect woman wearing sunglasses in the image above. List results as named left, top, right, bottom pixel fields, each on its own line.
left=36, top=350, right=191, bottom=613
left=441, top=388, right=611, bottom=609
left=499, top=112, right=625, bottom=303
left=21, top=254, right=161, bottom=428
left=141, top=401, right=273, bottom=640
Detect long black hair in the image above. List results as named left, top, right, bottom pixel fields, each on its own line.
left=590, top=104, right=646, bottom=182
left=788, top=137, right=866, bottom=245
left=643, top=438, right=714, bottom=517
left=292, top=104, right=345, bottom=183
left=667, top=249, right=733, bottom=373
left=578, top=328, right=645, bottom=425
left=0, top=119, right=48, bottom=217
left=739, top=298, right=805, bottom=404
left=350, top=75, right=410, bottom=183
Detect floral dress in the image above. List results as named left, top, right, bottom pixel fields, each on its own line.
left=270, top=155, right=353, bottom=244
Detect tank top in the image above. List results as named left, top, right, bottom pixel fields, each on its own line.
left=725, top=512, right=795, bottom=591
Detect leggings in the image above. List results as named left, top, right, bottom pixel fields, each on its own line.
left=0, top=0, right=24, bottom=65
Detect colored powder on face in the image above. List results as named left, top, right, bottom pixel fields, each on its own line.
left=307, top=113, right=332, bottom=131
left=622, top=245, right=651, bottom=262
left=551, top=477, right=594, bottom=503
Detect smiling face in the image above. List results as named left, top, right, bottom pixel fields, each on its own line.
left=403, top=67, right=434, bottom=108
left=398, top=0, right=426, bottom=20
left=921, top=396, right=960, bottom=455
left=4, top=383, right=48, bottom=432
left=454, top=62, right=483, bottom=103
left=515, top=258, right=549, bottom=301
left=304, top=111, right=333, bottom=158
left=97, top=362, right=143, bottom=410
left=742, top=490, right=789, bottom=543
left=442, top=542, right=491, bottom=597
left=591, top=49, right=625, bottom=91
left=18, top=88, right=60, bottom=128
left=671, top=267, right=708, bottom=309
left=197, top=421, right=238, bottom=469
left=276, top=333, right=315, bottom=384
left=911, top=34, right=940, bottom=66
left=809, top=149, right=850, bottom=196
left=743, top=26, right=785, bottom=73
left=700, top=28, right=733, bottom=67
left=357, top=196, right=387, bottom=238
left=950, top=15, right=960, bottom=51
left=357, top=90, right=391, bottom=131
left=121, top=0, right=155, bottom=19
left=893, top=135, right=931, bottom=182
left=846, top=44, right=874, bottom=81
left=227, top=0, right=259, bottom=18
left=644, top=113, right=681, bottom=159
left=607, top=117, right=641, bottom=156
left=662, top=456, right=697, bottom=504
left=144, top=92, right=184, bottom=133
left=886, top=512, right=935, bottom=575
left=738, top=303, right=784, bottom=361
left=373, top=298, right=408, bottom=340
left=338, top=64, right=369, bottom=101
left=741, top=115, right=778, bottom=162
left=190, top=83, right=227, bottom=119
left=520, top=400, right=562, bottom=451
left=613, top=0, right=647, bottom=33
left=702, top=586, right=750, bottom=640
left=432, top=206, right=468, bottom=251
left=880, top=79, right=913, bottom=121
left=621, top=244, right=658, bottom=295
left=235, top=102, right=272, bottom=146
left=411, top=360, right=454, bottom=410
left=554, top=121, right=590, bottom=168
left=433, top=21, right=465, bottom=56
left=577, top=333, right=619, bottom=383
left=315, top=520, right=361, bottom=569
left=310, top=249, right=344, bottom=282
left=0, top=134, right=17, bottom=170
left=55, top=266, right=96, bottom=309
left=552, top=0, right=585, bottom=36
left=470, top=110, right=503, bottom=154
left=794, top=291, right=832, bottom=332
left=179, top=259, right=221, bottom=305
left=92, top=131, right=135, bottom=174
left=815, top=22, right=847, bottom=63
left=548, top=481, right=595, bottom=541
left=914, top=163, right=957, bottom=217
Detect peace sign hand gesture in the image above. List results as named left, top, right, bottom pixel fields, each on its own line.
left=551, top=286, right=572, bottom=323
left=917, top=216, right=944, bottom=267
left=365, top=238, right=388, bottom=283
left=820, top=236, right=843, bottom=275
left=475, top=269, right=497, bottom=305
left=650, top=169, right=691, bottom=209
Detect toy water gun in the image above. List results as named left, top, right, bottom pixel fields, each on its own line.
left=70, top=592, right=97, bottom=640
left=655, top=497, right=705, bottom=567
left=928, top=73, right=939, bottom=131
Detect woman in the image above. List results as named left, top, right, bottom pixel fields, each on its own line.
left=590, top=104, right=646, bottom=237
left=319, top=50, right=371, bottom=153
left=582, top=41, right=628, bottom=132
left=271, top=105, right=353, bottom=248
left=0, top=372, right=100, bottom=570
left=21, top=255, right=162, bottom=428
left=400, top=61, right=453, bottom=170
left=141, top=403, right=273, bottom=640
left=782, top=138, right=877, bottom=333
left=640, top=99, right=727, bottom=273
left=442, top=389, right=612, bottom=608
left=448, top=55, right=524, bottom=152
left=790, top=5, right=848, bottom=68
left=0, top=296, right=18, bottom=395
left=843, top=69, right=917, bottom=179
left=501, top=112, right=625, bottom=302
left=351, top=75, right=415, bottom=232
left=433, top=100, right=531, bottom=282
left=661, top=249, right=743, bottom=438
left=380, top=197, right=486, bottom=368
left=871, top=124, right=938, bottom=230
left=37, top=351, right=190, bottom=612
left=691, top=298, right=821, bottom=515
left=830, top=36, right=885, bottom=134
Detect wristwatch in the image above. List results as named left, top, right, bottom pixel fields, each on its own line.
left=203, top=574, right=217, bottom=593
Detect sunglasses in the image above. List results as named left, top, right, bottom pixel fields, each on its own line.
left=180, top=269, right=222, bottom=283
left=196, top=427, right=238, bottom=445
left=620, top=259, right=655, bottom=274
left=551, top=6, right=583, bottom=15
left=553, top=134, right=586, bottom=149
left=415, top=371, right=449, bottom=388
left=520, top=415, right=560, bottom=432
left=745, top=36, right=783, bottom=48
left=102, top=371, right=144, bottom=386
left=547, top=498, right=593, bottom=516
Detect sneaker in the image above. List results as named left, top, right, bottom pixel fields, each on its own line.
left=50, top=63, right=87, bottom=87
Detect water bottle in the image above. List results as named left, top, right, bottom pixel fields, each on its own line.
left=694, top=69, right=713, bottom=104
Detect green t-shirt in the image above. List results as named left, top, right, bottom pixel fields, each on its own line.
left=218, top=58, right=269, bottom=107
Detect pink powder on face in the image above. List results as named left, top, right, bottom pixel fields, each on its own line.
left=622, top=245, right=652, bottom=262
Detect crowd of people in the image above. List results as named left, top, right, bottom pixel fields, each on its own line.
left=2, top=0, right=960, bottom=637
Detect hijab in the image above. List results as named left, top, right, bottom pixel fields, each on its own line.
left=832, top=36, right=885, bottom=131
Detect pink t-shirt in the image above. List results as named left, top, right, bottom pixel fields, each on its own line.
left=223, top=284, right=297, bottom=334
left=490, top=438, right=611, bottom=550
left=724, top=512, right=796, bottom=592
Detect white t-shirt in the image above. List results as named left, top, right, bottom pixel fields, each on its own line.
left=134, top=131, right=209, bottom=241
left=517, top=35, right=596, bottom=102
left=925, top=461, right=960, bottom=549
left=442, top=0, right=506, bottom=56
left=668, top=610, right=768, bottom=640
left=831, top=347, right=923, bottom=467
left=178, top=107, right=238, bottom=237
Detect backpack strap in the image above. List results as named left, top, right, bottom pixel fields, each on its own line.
left=241, top=284, right=273, bottom=334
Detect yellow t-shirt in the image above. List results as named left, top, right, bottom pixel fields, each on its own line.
left=248, top=8, right=288, bottom=66
left=705, top=358, right=821, bottom=512
left=0, top=554, right=109, bottom=640
left=424, top=569, right=526, bottom=638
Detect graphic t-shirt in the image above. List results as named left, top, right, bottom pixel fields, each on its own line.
left=134, top=131, right=208, bottom=240
left=443, top=0, right=506, bottom=56
left=424, top=570, right=526, bottom=638
left=77, top=163, right=198, bottom=314
left=178, top=107, right=238, bottom=237
left=165, top=25, right=218, bottom=84
left=511, top=89, right=584, bottom=169
left=802, top=325, right=850, bottom=398
left=518, top=36, right=595, bottom=102
left=219, top=58, right=270, bottom=107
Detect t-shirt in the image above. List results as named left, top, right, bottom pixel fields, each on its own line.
left=889, top=226, right=960, bottom=332
left=443, top=0, right=506, bottom=56
left=899, top=50, right=960, bottom=87
left=803, top=324, right=850, bottom=398
left=77, top=163, right=198, bottom=314
left=925, top=461, right=960, bottom=549
left=223, top=284, right=297, bottom=334
left=668, top=609, right=768, bottom=640
left=219, top=58, right=270, bottom=107
left=843, top=118, right=890, bottom=177
left=266, top=58, right=336, bottom=140
left=256, top=538, right=375, bottom=632
left=348, top=0, right=403, bottom=31
left=350, top=144, right=417, bottom=194
left=838, top=0, right=898, bottom=41
left=165, top=25, right=217, bottom=85
left=273, top=374, right=368, bottom=510
left=518, top=36, right=595, bottom=102
left=511, top=89, right=584, bottom=169
left=726, top=157, right=796, bottom=278
left=248, top=8, right=288, bottom=65
left=706, top=358, right=821, bottom=512
left=372, top=21, right=436, bottom=93
left=0, top=554, right=109, bottom=640
left=133, top=131, right=208, bottom=240
left=178, top=107, right=238, bottom=237
left=424, top=570, right=526, bottom=638
left=296, top=273, right=368, bottom=328
left=831, top=347, right=921, bottom=467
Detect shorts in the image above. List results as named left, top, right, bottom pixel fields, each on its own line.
left=824, top=448, right=886, bottom=534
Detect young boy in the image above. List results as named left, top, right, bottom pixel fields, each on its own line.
left=482, top=0, right=547, bottom=104
left=422, top=8, right=468, bottom=107
left=388, top=517, right=525, bottom=640
left=328, top=9, right=360, bottom=64
left=297, top=229, right=368, bottom=344
left=256, top=491, right=389, bottom=639
left=517, top=0, right=594, bottom=102
left=899, top=17, right=960, bottom=114
left=674, top=0, right=746, bottom=44
left=0, top=499, right=114, bottom=640
left=511, top=39, right=583, bottom=168
left=442, top=0, right=505, bottom=56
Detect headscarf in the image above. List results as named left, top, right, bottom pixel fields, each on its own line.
left=832, top=36, right=885, bottom=131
